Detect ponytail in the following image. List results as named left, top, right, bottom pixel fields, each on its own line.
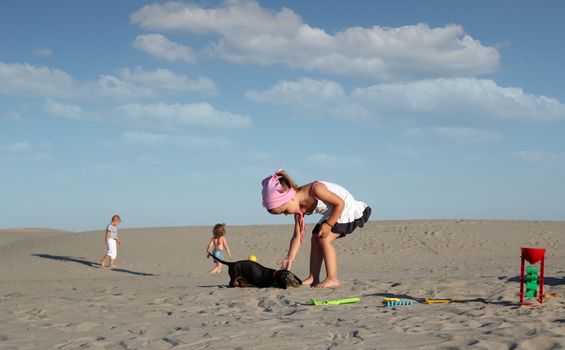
left=276, top=170, right=300, bottom=191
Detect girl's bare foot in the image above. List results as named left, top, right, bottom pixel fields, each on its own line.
left=314, top=278, right=340, bottom=288
left=302, top=276, right=318, bottom=286
left=109, top=264, right=117, bottom=269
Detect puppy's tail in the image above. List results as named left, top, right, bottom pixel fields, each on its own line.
left=207, top=251, right=233, bottom=266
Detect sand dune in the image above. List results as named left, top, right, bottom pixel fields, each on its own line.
left=0, top=220, right=563, bottom=349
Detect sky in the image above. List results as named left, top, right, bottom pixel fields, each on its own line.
left=1, top=0, right=565, bottom=231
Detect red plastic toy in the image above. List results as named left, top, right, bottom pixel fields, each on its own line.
left=519, top=247, right=546, bottom=304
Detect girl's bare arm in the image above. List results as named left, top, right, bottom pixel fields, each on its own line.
left=206, top=239, right=214, bottom=254
left=280, top=214, right=302, bottom=270
left=222, top=237, right=232, bottom=258
left=311, top=183, right=345, bottom=238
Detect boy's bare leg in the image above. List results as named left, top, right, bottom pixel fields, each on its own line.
left=100, top=256, right=109, bottom=268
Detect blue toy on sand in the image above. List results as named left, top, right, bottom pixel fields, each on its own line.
left=383, top=298, right=413, bottom=306
left=384, top=300, right=413, bottom=306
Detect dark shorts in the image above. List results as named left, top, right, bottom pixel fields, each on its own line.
left=312, top=206, right=372, bottom=238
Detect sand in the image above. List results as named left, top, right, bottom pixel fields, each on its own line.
left=0, top=220, right=563, bottom=349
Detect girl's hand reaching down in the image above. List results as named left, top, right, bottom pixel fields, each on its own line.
left=278, top=256, right=295, bottom=270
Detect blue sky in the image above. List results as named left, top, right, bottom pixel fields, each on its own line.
left=1, top=0, right=564, bottom=231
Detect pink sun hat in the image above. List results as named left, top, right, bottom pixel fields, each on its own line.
left=261, top=169, right=296, bottom=210
left=261, top=169, right=306, bottom=243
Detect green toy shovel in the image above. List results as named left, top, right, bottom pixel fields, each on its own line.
left=310, top=297, right=360, bottom=305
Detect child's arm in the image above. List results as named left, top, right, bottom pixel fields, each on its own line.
left=311, top=183, right=345, bottom=238
left=222, top=237, right=232, bottom=258
left=116, top=232, right=121, bottom=245
left=104, top=229, right=110, bottom=245
left=280, top=214, right=302, bottom=270
left=206, top=239, right=214, bottom=255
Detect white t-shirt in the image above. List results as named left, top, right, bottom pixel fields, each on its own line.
left=106, top=224, right=118, bottom=240
left=311, top=181, right=368, bottom=224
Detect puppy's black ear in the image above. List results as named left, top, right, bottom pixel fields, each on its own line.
left=278, top=271, right=289, bottom=289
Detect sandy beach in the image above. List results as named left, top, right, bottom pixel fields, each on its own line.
left=0, top=220, right=563, bottom=349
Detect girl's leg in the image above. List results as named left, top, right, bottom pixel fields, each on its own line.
left=209, top=261, right=220, bottom=273
left=303, top=234, right=324, bottom=286
left=314, top=232, right=341, bottom=288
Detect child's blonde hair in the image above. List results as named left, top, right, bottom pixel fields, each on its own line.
left=213, top=223, right=226, bottom=238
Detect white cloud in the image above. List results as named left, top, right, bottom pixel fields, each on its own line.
left=4, top=111, right=28, bottom=122
left=512, top=150, right=565, bottom=165
left=131, top=1, right=499, bottom=80
left=305, top=153, right=367, bottom=168
left=0, top=62, right=78, bottom=98
left=116, top=102, right=252, bottom=129
left=246, top=78, right=345, bottom=115
left=0, top=141, right=32, bottom=153
left=90, top=66, right=217, bottom=100
left=246, top=77, right=367, bottom=121
left=0, top=62, right=216, bottom=101
left=43, top=99, right=251, bottom=130
left=247, top=77, right=565, bottom=123
left=116, top=66, right=217, bottom=95
left=0, top=141, right=50, bottom=163
left=402, top=127, right=503, bottom=143
left=32, top=48, right=53, bottom=57
left=121, top=131, right=230, bottom=149
left=44, top=100, right=93, bottom=120
left=133, top=34, right=196, bottom=63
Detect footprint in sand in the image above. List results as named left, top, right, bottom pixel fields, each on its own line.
left=54, top=336, right=99, bottom=350
left=258, top=297, right=277, bottom=312
left=18, top=306, right=47, bottom=321
left=276, top=294, right=292, bottom=306
left=74, top=322, right=99, bottom=333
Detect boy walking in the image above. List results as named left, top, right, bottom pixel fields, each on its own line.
left=100, top=215, right=122, bottom=269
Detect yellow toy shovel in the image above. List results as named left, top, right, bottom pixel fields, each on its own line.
left=424, top=298, right=451, bottom=304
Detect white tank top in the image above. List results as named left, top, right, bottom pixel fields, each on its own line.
left=311, top=181, right=368, bottom=224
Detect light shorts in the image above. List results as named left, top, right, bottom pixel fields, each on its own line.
left=211, top=248, right=224, bottom=260
left=106, top=238, right=117, bottom=260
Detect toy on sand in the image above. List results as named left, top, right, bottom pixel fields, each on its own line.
left=248, top=255, right=257, bottom=262
left=424, top=297, right=489, bottom=305
left=543, top=293, right=560, bottom=299
left=519, top=247, right=546, bottom=304
left=310, top=297, right=360, bottom=305
left=424, top=298, right=451, bottom=304
left=384, top=300, right=413, bottom=306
